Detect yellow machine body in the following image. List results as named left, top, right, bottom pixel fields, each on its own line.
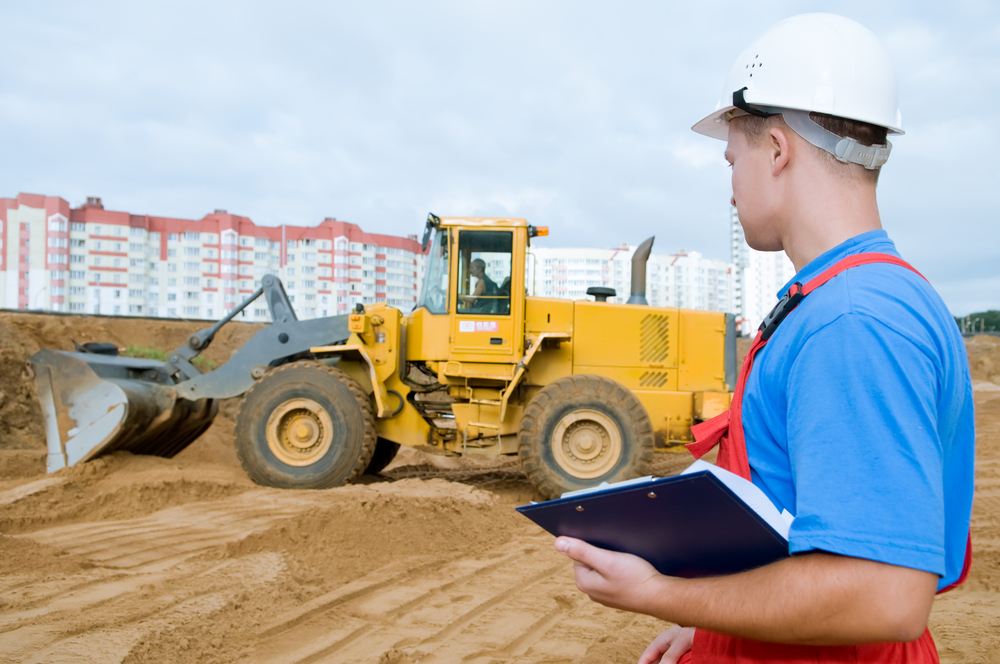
left=313, top=216, right=735, bottom=459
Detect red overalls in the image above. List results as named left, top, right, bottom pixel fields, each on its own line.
left=677, top=253, right=971, bottom=664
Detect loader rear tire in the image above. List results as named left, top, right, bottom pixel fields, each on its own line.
left=364, top=438, right=401, bottom=476
left=234, top=361, right=377, bottom=490
left=518, top=375, right=654, bottom=500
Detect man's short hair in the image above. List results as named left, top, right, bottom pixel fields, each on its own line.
left=731, top=112, right=888, bottom=185
left=472, top=258, right=486, bottom=270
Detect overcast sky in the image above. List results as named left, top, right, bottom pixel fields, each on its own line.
left=1, top=1, right=996, bottom=315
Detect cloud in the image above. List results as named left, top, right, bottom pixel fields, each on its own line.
left=0, top=0, right=996, bottom=313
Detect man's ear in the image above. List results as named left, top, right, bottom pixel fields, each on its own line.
left=769, top=126, right=791, bottom=176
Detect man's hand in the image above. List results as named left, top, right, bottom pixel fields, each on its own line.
left=555, top=536, right=662, bottom=613
left=638, top=625, right=695, bottom=664
left=554, top=536, right=938, bottom=645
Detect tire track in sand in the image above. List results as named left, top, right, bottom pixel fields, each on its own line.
left=0, top=491, right=327, bottom=664
left=250, top=535, right=620, bottom=664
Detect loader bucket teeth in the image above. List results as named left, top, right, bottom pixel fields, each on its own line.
left=29, top=348, right=217, bottom=472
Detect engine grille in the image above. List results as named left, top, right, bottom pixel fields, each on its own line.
left=639, top=313, right=671, bottom=363
left=639, top=370, right=670, bottom=388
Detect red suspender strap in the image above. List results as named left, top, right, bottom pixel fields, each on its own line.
left=686, top=252, right=970, bottom=591
left=688, top=252, right=926, bottom=477
left=800, top=253, right=925, bottom=295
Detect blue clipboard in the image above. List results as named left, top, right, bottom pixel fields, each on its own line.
left=516, top=471, right=790, bottom=579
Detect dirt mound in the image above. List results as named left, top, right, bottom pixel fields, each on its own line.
left=0, top=320, right=45, bottom=450
left=0, top=449, right=47, bottom=479
left=174, top=410, right=242, bottom=468
left=0, top=451, right=253, bottom=534
left=0, top=311, right=265, bottom=368
left=0, top=533, right=92, bottom=581
left=966, top=334, right=1000, bottom=385
left=227, top=479, right=531, bottom=588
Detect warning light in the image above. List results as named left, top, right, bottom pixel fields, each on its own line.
left=529, top=226, right=549, bottom=238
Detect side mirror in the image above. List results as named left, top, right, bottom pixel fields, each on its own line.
left=421, top=213, right=441, bottom=252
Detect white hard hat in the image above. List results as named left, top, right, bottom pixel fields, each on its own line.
left=692, top=13, right=902, bottom=169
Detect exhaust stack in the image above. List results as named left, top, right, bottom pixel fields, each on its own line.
left=626, top=236, right=655, bottom=305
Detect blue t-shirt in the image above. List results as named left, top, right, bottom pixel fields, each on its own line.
left=743, top=230, right=974, bottom=591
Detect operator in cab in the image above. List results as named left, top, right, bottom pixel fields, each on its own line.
left=459, top=258, right=499, bottom=313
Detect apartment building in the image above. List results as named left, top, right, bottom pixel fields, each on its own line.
left=0, top=193, right=424, bottom=321
left=729, top=206, right=797, bottom=334
left=527, top=243, right=734, bottom=313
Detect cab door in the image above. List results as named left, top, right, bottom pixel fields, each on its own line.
left=449, top=228, right=524, bottom=363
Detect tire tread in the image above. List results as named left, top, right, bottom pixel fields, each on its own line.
left=234, top=361, right=377, bottom=489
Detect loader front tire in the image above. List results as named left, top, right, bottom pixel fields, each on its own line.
left=234, top=361, right=377, bottom=490
left=518, top=375, right=654, bottom=500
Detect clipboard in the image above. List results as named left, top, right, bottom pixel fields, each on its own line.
left=516, top=471, right=790, bottom=579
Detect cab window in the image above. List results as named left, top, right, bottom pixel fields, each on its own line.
left=456, top=231, right=512, bottom=316
left=415, top=228, right=449, bottom=314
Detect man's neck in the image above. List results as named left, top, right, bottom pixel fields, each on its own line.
left=779, top=176, right=882, bottom=272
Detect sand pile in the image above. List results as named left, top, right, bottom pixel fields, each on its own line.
left=227, top=479, right=530, bottom=588
left=966, top=334, right=1000, bottom=386
left=0, top=451, right=253, bottom=535
left=0, top=311, right=265, bottom=367
left=0, top=320, right=45, bottom=450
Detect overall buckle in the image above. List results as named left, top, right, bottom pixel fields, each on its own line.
left=759, top=283, right=804, bottom=342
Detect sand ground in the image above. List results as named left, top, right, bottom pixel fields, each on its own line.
left=0, top=313, right=998, bottom=664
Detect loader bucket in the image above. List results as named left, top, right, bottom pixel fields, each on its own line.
left=29, top=349, right=218, bottom=473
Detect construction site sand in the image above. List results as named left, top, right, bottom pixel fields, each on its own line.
left=0, top=312, right=997, bottom=663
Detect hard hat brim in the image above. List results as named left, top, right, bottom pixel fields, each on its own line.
left=691, top=106, right=736, bottom=142
left=691, top=104, right=905, bottom=142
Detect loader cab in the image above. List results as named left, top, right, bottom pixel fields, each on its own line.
left=413, top=218, right=527, bottom=363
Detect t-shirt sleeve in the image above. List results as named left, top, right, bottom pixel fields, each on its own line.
left=785, top=313, right=945, bottom=576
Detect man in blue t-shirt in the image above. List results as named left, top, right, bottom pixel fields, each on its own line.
left=552, top=13, right=974, bottom=664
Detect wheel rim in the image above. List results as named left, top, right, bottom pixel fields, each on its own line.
left=551, top=409, right=622, bottom=479
left=266, top=398, right=335, bottom=467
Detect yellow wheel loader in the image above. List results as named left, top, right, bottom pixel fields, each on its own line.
left=29, top=215, right=736, bottom=498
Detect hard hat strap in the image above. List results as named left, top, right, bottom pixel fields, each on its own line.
left=779, top=108, right=892, bottom=170
left=732, top=87, right=777, bottom=118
